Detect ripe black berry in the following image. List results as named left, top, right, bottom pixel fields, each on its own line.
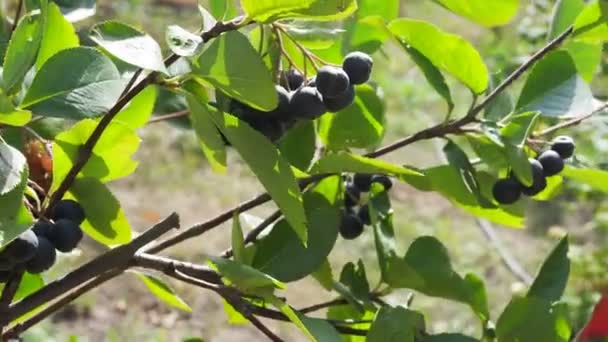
left=246, top=117, right=285, bottom=142
left=551, top=136, right=575, bottom=159
left=323, top=85, right=355, bottom=113
left=32, top=220, right=53, bottom=237
left=521, top=159, right=547, bottom=196
left=315, top=66, right=350, bottom=99
left=25, top=236, right=56, bottom=274
left=268, top=85, right=291, bottom=118
left=353, top=173, right=373, bottom=192
left=0, top=254, right=13, bottom=271
left=5, top=230, right=39, bottom=263
left=371, top=175, right=393, bottom=191
left=538, top=150, right=564, bottom=177
left=339, top=210, right=364, bottom=240
left=492, top=178, right=521, bottom=204
left=0, top=271, right=11, bottom=283
left=283, top=69, right=304, bottom=90
left=289, top=86, right=326, bottom=120
left=342, top=52, right=373, bottom=85
left=344, top=184, right=361, bottom=207
left=357, top=204, right=371, bottom=225
left=52, top=200, right=85, bottom=225
left=48, top=219, right=83, bottom=253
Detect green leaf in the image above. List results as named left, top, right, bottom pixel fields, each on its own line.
left=53, top=0, right=96, bottom=22
left=185, top=92, right=227, bottom=173
left=312, top=152, right=422, bottom=177
left=278, top=121, right=316, bottom=171
left=300, top=316, right=341, bottom=342
left=0, top=169, right=34, bottom=248
left=208, top=256, right=285, bottom=293
left=367, top=306, right=425, bottom=342
left=252, top=176, right=340, bottom=282
left=388, top=19, right=488, bottom=94
left=262, top=294, right=316, bottom=341
left=240, top=0, right=314, bottom=22
left=562, top=166, right=608, bottom=192
left=231, top=213, right=246, bottom=264
left=572, top=0, right=608, bottom=44
left=496, top=296, right=570, bottom=342
left=504, top=144, right=533, bottom=187
left=528, top=236, right=570, bottom=302
left=136, top=273, right=192, bottom=312
left=311, top=259, right=333, bottom=290
left=209, top=0, right=239, bottom=20
left=90, top=21, right=167, bottom=73
left=67, top=177, right=132, bottom=246
left=14, top=272, right=44, bottom=301
left=222, top=299, right=248, bottom=324
left=400, top=43, right=453, bottom=113
left=3, top=13, right=42, bottom=93
left=52, top=119, right=140, bottom=190
left=338, top=260, right=371, bottom=306
left=422, top=334, right=479, bottom=342
left=563, top=40, right=602, bottom=82
left=549, top=0, right=585, bottom=40
left=346, top=16, right=390, bottom=54
left=318, top=84, right=385, bottom=150
left=500, top=112, right=540, bottom=145
left=36, top=2, right=79, bottom=69
left=21, top=47, right=125, bottom=119
left=327, top=306, right=375, bottom=342
left=210, top=110, right=308, bottom=244
left=443, top=140, right=488, bottom=206
left=114, top=86, right=158, bottom=130
left=0, top=142, right=27, bottom=195
left=533, top=175, right=563, bottom=201
left=484, top=74, right=514, bottom=121
left=193, top=31, right=277, bottom=111
left=467, top=132, right=508, bottom=169
left=291, top=0, right=358, bottom=21
left=166, top=25, right=203, bottom=57
left=433, top=0, right=519, bottom=27
left=516, top=51, right=595, bottom=118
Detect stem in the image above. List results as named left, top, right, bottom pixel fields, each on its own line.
left=9, top=0, right=23, bottom=36
left=221, top=209, right=282, bottom=258
left=273, top=26, right=304, bottom=75
left=0, top=271, right=23, bottom=333
left=534, top=102, right=608, bottom=137
left=147, top=110, right=190, bottom=124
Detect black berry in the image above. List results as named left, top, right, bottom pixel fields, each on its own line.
left=289, top=86, right=326, bottom=120
left=371, top=175, right=393, bottom=191
left=25, top=236, right=56, bottom=274
left=32, top=220, right=53, bottom=237
left=246, top=117, right=285, bottom=142
left=344, top=184, right=361, bottom=207
left=283, top=69, right=304, bottom=90
left=323, top=85, right=355, bottom=113
left=550, top=136, right=575, bottom=159
left=357, top=204, right=371, bottom=225
left=315, top=66, right=350, bottom=99
left=492, top=178, right=521, bottom=204
left=342, top=52, right=373, bottom=85
left=0, top=271, right=11, bottom=283
left=538, top=150, right=565, bottom=177
left=5, top=230, right=39, bottom=263
left=353, top=173, right=373, bottom=192
left=48, top=219, right=83, bottom=253
left=0, top=254, right=13, bottom=271
left=521, top=159, right=547, bottom=196
left=268, top=85, right=291, bottom=118
left=339, top=210, right=364, bottom=240
left=51, top=200, right=85, bottom=225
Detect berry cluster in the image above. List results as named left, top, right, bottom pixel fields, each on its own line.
left=339, top=173, right=393, bottom=240
left=228, top=51, right=374, bottom=142
left=0, top=200, right=85, bottom=281
left=492, top=136, right=575, bottom=205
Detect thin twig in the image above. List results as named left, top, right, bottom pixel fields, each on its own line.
left=245, top=312, right=285, bottom=342
left=147, top=110, right=190, bottom=124
left=534, top=102, right=608, bottom=137
left=273, top=24, right=324, bottom=70
left=221, top=210, right=282, bottom=258
left=9, top=0, right=23, bottom=36
left=2, top=270, right=122, bottom=340
left=272, top=26, right=304, bottom=75
left=0, top=271, right=23, bottom=332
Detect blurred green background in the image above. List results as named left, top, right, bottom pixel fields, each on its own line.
left=10, top=0, right=608, bottom=340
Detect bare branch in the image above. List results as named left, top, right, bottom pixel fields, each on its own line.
left=221, top=209, right=282, bottom=258
left=534, top=102, right=608, bottom=137
left=147, top=110, right=190, bottom=124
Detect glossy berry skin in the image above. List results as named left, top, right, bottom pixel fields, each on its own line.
left=268, top=85, right=291, bottom=118
left=538, top=150, right=565, bottom=177
left=323, top=85, right=355, bottom=113
left=284, top=69, right=304, bottom=90
left=353, top=173, right=373, bottom=192
left=5, top=230, right=39, bottom=263
left=48, top=219, right=83, bottom=253
left=551, top=135, right=575, bottom=159
left=343, top=52, right=373, bottom=85
left=289, top=86, right=327, bottom=120
left=52, top=200, right=85, bottom=225
left=344, top=184, right=361, bottom=207
left=25, top=236, right=56, bottom=274
left=246, top=117, right=285, bottom=142
left=371, top=175, right=393, bottom=191
left=492, top=178, right=521, bottom=204
left=315, top=66, right=350, bottom=99
left=32, top=220, right=53, bottom=237
left=339, top=210, right=365, bottom=240
left=358, top=204, right=371, bottom=225
left=521, top=159, right=547, bottom=196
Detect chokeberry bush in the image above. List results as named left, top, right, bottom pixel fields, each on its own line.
left=0, top=0, right=608, bottom=341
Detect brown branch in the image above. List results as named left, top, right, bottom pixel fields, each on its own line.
left=221, top=209, right=282, bottom=258
left=4, top=213, right=180, bottom=323
left=2, top=269, right=122, bottom=340
left=45, top=17, right=250, bottom=215
left=534, top=102, right=608, bottom=137
left=147, top=110, right=190, bottom=124
left=131, top=253, right=222, bottom=285
left=0, top=271, right=23, bottom=333
left=9, top=0, right=23, bottom=36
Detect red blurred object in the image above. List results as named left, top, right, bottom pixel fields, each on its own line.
left=24, top=139, right=53, bottom=192
left=578, top=296, right=608, bottom=342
